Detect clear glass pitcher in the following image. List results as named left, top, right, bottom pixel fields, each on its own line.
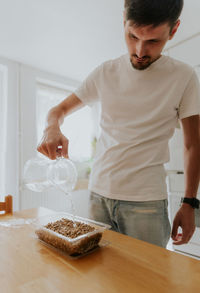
left=23, top=156, right=78, bottom=193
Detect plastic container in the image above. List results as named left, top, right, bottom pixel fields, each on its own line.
left=34, top=213, right=111, bottom=256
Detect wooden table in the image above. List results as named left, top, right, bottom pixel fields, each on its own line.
left=0, top=207, right=200, bottom=293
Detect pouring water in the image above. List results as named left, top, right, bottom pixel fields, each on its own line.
left=23, top=156, right=78, bottom=226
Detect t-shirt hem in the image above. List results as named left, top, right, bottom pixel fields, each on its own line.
left=74, top=91, right=93, bottom=106
left=179, top=111, right=200, bottom=120
left=89, top=186, right=168, bottom=202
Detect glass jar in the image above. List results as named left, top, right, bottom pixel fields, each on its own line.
left=23, top=156, right=77, bottom=193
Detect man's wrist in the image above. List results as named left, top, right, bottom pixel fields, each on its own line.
left=181, top=197, right=199, bottom=209
left=184, top=194, right=197, bottom=198
left=44, top=125, right=60, bottom=133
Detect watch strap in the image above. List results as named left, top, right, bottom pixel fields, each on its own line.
left=181, top=197, right=199, bottom=209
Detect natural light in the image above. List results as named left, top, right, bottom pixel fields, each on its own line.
left=36, top=83, right=94, bottom=161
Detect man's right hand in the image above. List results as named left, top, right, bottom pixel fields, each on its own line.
left=37, top=93, right=83, bottom=160
left=37, top=126, right=69, bottom=160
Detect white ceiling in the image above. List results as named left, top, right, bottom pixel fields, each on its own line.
left=0, top=0, right=199, bottom=81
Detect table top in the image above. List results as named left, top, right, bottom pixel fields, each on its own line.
left=0, top=207, right=200, bottom=293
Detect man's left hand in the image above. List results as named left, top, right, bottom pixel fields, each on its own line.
left=171, top=203, right=195, bottom=245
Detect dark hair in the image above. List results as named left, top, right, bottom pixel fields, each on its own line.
left=124, top=0, right=184, bottom=28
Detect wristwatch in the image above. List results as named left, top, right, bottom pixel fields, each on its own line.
left=181, top=197, right=200, bottom=209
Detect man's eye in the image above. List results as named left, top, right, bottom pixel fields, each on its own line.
left=129, top=34, right=137, bottom=40
left=149, top=40, right=159, bottom=43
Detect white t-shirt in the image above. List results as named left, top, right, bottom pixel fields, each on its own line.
left=74, top=54, right=200, bottom=201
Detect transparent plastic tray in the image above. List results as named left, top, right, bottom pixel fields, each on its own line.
left=33, top=212, right=111, bottom=256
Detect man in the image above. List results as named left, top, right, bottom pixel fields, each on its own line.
left=37, top=0, right=200, bottom=248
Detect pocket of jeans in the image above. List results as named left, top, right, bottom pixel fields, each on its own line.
left=119, top=200, right=167, bottom=216
left=132, top=208, right=158, bottom=214
left=90, top=192, right=105, bottom=205
left=90, top=191, right=99, bottom=200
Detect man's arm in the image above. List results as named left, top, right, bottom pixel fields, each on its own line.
left=171, top=115, right=200, bottom=245
left=37, top=93, right=83, bottom=159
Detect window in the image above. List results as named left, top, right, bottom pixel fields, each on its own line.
left=36, top=83, right=94, bottom=161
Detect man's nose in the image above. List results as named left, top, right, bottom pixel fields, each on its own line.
left=136, top=42, right=146, bottom=58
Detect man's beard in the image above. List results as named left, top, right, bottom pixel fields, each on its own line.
left=130, top=55, right=153, bottom=70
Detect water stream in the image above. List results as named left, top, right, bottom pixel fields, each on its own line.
left=50, top=180, right=77, bottom=227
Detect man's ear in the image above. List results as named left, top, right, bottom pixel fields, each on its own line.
left=123, top=10, right=126, bottom=27
left=169, top=20, right=181, bottom=40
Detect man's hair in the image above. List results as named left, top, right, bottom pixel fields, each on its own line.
left=124, top=0, right=184, bottom=29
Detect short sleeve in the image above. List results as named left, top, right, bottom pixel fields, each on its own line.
left=74, top=65, right=102, bottom=106
left=179, top=70, right=200, bottom=120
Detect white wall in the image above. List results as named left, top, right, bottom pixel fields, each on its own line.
left=0, top=0, right=199, bottom=81
left=166, top=35, right=200, bottom=67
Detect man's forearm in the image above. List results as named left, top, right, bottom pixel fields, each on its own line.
left=184, top=145, right=200, bottom=198
left=37, top=93, right=83, bottom=159
left=45, top=93, right=83, bottom=131
left=45, top=106, right=65, bottom=130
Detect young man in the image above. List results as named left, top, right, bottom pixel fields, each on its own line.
left=37, top=0, right=200, bottom=248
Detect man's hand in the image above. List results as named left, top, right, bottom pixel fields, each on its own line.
left=37, top=126, right=69, bottom=160
left=37, top=94, right=83, bottom=160
left=171, top=203, right=195, bottom=245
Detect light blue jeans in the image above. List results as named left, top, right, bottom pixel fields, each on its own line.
left=90, top=192, right=171, bottom=248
